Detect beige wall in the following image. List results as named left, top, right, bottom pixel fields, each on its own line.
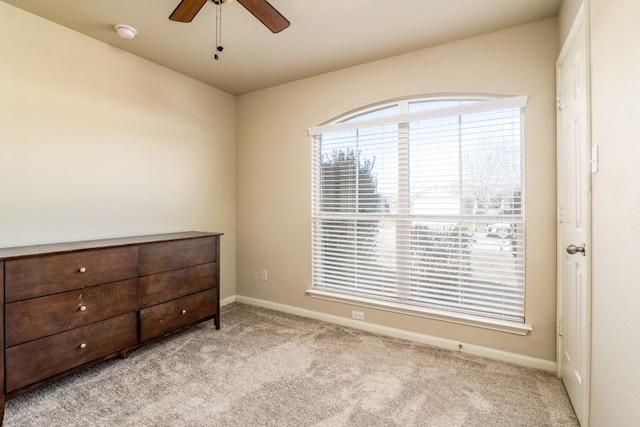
left=0, top=3, right=237, bottom=300
left=558, top=0, right=583, bottom=46
left=237, top=18, right=559, bottom=361
left=589, top=0, right=640, bottom=425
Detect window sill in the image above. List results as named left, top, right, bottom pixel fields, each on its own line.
left=306, top=289, right=532, bottom=336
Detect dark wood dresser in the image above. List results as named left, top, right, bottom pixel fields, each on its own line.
left=0, top=231, right=222, bottom=423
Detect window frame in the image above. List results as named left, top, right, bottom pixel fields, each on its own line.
left=307, top=94, right=531, bottom=335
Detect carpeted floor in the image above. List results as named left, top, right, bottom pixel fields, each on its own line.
left=4, top=303, right=578, bottom=426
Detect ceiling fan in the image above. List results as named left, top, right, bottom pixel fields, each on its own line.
left=170, top=0, right=290, bottom=33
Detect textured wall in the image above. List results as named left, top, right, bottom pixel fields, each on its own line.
left=237, top=18, right=559, bottom=361
left=0, top=3, right=237, bottom=300
left=558, top=0, right=583, bottom=46
left=589, top=0, right=640, bottom=424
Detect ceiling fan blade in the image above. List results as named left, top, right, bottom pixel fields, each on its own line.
left=237, top=0, right=290, bottom=33
left=169, top=0, right=208, bottom=22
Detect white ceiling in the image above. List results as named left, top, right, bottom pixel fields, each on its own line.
left=3, top=0, right=562, bottom=95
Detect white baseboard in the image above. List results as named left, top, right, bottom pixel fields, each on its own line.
left=220, top=295, right=237, bottom=307
left=235, top=295, right=556, bottom=373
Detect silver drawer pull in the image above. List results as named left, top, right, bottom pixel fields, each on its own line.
left=79, top=267, right=87, bottom=273
left=79, top=343, right=87, bottom=349
left=79, top=305, right=87, bottom=312
left=181, top=309, right=187, bottom=315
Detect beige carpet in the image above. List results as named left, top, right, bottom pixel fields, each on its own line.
left=4, top=303, right=578, bottom=426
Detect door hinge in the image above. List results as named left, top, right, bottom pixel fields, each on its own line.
left=557, top=207, right=564, bottom=224
left=557, top=319, right=563, bottom=337
left=556, top=94, right=563, bottom=111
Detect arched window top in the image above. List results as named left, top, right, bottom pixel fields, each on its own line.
left=331, top=94, right=509, bottom=125
left=309, top=94, right=527, bottom=136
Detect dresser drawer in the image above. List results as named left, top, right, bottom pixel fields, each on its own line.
left=5, top=246, right=138, bottom=302
left=140, top=263, right=216, bottom=308
left=5, top=313, right=138, bottom=392
left=5, top=279, right=139, bottom=348
left=139, top=237, right=216, bottom=276
left=140, top=289, right=217, bottom=342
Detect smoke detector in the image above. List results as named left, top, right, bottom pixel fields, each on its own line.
left=114, top=24, right=137, bottom=40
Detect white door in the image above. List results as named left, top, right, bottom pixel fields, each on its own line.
left=557, top=7, right=591, bottom=426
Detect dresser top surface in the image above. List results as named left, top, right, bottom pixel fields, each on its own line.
left=0, top=231, right=222, bottom=260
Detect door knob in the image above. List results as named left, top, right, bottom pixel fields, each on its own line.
left=566, top=244, right=586, bottom=256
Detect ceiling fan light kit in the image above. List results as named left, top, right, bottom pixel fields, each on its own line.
left=114, top=24, right=137, bottom=40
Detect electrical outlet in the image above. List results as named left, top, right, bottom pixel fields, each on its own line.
left=260, top=269, right=268, bottom=281
left=351, top=310, right=364, bottom=321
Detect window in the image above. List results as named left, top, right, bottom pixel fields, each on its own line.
left=308, top=95, right=527, bottom=323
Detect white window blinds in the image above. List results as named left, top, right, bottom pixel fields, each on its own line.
left=309, top=96, right=527, bottom=322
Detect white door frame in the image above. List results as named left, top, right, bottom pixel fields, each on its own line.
left=556, top=3, right=592, bottom=426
